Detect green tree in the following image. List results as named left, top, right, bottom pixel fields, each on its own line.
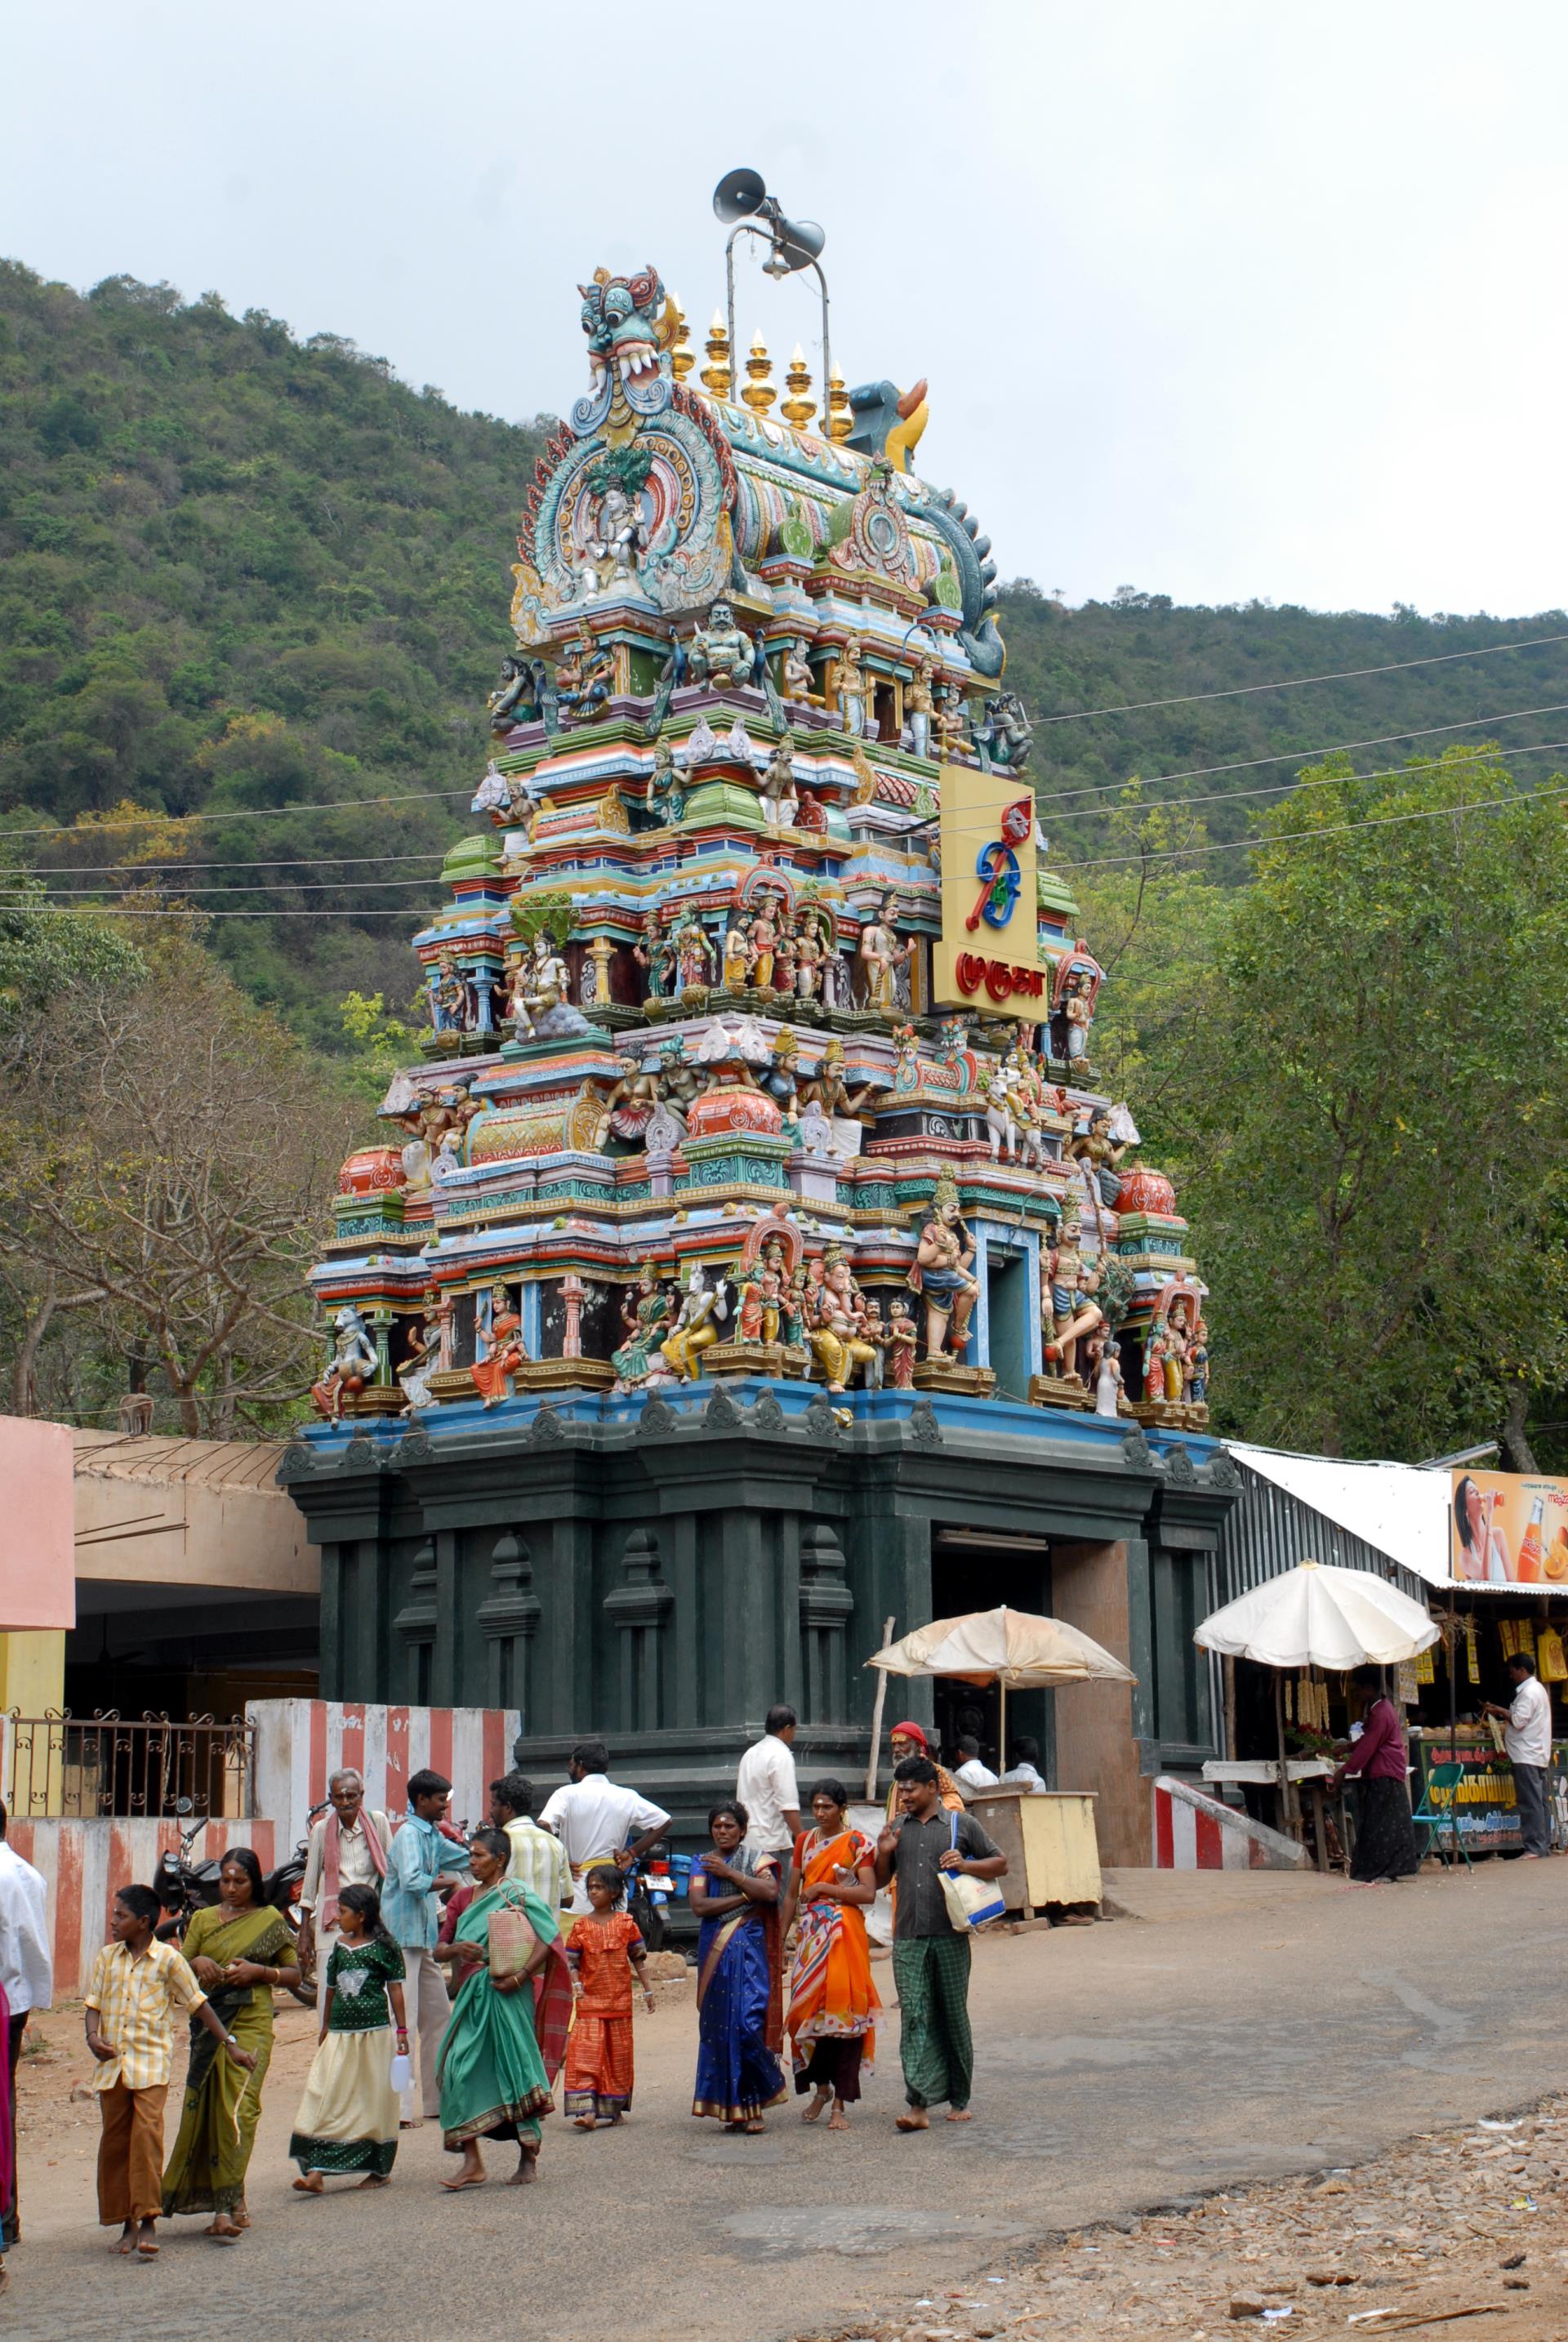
left=1183, top=746, right=1568, bottom=1463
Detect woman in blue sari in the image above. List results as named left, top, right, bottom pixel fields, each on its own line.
left=689, top=1800, right=787, bottom=2134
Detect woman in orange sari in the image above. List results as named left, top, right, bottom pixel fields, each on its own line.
left=782, top=1779, right=880, bottom=2131
left=470, top=1283, right=529, bottom=1410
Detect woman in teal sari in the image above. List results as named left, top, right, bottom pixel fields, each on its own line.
left=433, top=1828, right=571, bottom=2189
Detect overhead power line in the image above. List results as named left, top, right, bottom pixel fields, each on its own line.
left=1031, top=627, right=1568, bottom=728
left=1069, top=767, right=1568, bottom=871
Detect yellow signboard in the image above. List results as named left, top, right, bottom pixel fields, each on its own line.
left=932, top=761, right=1045, bottom=1014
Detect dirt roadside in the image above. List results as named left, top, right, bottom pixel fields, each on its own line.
left=799, top=2095, right=1568, bottom=2342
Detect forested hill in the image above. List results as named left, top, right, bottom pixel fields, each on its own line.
left=4, top=256, right=1567, bottom=1052
left=0, top=261, right=545, bottom=1046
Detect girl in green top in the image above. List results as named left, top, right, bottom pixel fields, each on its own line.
left=289, top=1884, right=408, bottom=2189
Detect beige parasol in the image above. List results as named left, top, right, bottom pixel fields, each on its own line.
left=865, top=1605, right=1136, bottom=1782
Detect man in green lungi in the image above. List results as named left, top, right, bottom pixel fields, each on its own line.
left=875, top=1756, right=1007, bottom=2131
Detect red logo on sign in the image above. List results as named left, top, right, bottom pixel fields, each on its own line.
left=954, top=952, right=1046, bottom=1004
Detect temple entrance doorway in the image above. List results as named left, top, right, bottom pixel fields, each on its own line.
left=928, top=1528, right=1053, bottom=1783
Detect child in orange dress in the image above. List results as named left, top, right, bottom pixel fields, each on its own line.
left=563, top=1868, right=654, bottom=2129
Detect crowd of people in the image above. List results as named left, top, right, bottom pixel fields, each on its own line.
left=0, top=1707, right=1020, bottom=2279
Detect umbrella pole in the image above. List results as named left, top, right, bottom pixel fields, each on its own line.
left=1274, top=1671, right=1297, bottom=1839
left=864, top=1617, right=896, bottom=1805
left=999, top=1677, right=1007, bottom=1777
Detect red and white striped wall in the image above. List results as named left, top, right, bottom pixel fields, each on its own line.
left=1152, top=1774, right=1308, bottom=1872
left=5, top=1818, right=278, bottom=2000
left=248, top=1699, right=514, bottom=1853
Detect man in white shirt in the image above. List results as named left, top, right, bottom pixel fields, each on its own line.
left=1486, top=1653, right=1554, bottom=1858
left=999, top=1735, right=1047, bottom=1794
left=539, top=1741, right=670, bottom=1913
left=951, top=1736, right=1000, bottom=1794
left=297, top=1768, right=394, bottom=2016
left=488, top=1770, right=566, bottom=1911
left=735, top=1706, right=801, bottom=1860
left=0, top=1797, right=53, bottom=2269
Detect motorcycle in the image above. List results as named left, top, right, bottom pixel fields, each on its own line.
left=624, top=1841, right=691, bottom=1953
left=153, top=1797, right=325, bottom=2006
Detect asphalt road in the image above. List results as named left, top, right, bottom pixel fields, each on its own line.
left=10, top=1860, right=1566, bottom=2342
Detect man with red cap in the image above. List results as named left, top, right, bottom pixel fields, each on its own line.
left=884, top=1724, right=964, bottom=1825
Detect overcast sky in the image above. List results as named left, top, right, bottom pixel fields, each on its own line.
left=7, top=4, right=1566, bottom=617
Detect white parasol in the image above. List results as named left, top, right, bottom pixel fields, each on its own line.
left=1194, top=1559, right=1437, bottom=1840
left=1194, top=1560, right=1439, bottom=1671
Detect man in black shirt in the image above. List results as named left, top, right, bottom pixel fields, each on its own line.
left=874, top=1756, right=1006, bottom=2130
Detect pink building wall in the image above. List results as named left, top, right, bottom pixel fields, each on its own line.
left=0, top=1415, right=75, bottom=1629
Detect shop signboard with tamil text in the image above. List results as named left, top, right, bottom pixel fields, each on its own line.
left=933, top=761, right=1044, bottom=1013
left=1450, top=1467, right=1568, bottom=1585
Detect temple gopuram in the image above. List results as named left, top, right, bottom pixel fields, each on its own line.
left=281, top=199, right=1238, bottom=1863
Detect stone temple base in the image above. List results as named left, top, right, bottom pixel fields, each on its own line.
left=912, top=1360, right=997, bottom=1398
left=510, top=1358, right=617, bottom=1393
left=1027, top=1372, right=1095, bottom=1413
left=702, top=1341, right=810, bottom=1380
left=1129, top=1397, right=1210, bottom=1431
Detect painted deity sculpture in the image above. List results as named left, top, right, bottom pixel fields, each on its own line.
left=612, top=1263, right=675, bottom=1389
left=971, top=689, right=1033, bottom=773
left=488, top=653, right=545, bottom=736
left=760, top=733, right=800, bottom=830
left=1071, top=1106, right=1129, bottom=1210
left=808, top=1248, right=880, bottom=1393
left=1044, top=1209, right=1106, bottom=1384
left=909, top=1172, right=979, bottom=1360
left=471, top=1283, right=530, bottom=1409
left=634, top=908, right=674, bottom=1000
left=933, top=679, right=969, bottom=755
left=1094, top=1343, right=1125, bottom=1419
left=311, top=1305, right=379, bottom=1422
left=721, top=912, right=754, bottom=991
left=857, top=895, right=909, bottom=1014
left=671, top=908, right=717, bottom=991
left=555, top=620, right=613, bottom=726
left=687, top=601, right=755, bottom=688
left=646, top=737, right=687, bottom=826
left=884, top=1295, right=918, bottom=1390
left=906, top=657, right=936, bottom=759
left=506, top=933, right=572, bottom=1039
left=782, top=638, right=821, bottom=706
left=1061, top=969, right=1094, bottom=1067
left=430, top=951, right=470, bottom=1035
left=659, top=1264, right=729, bottom=1380
left=397, top=1294, right=446, bottom=1414
left=831, top=636, right=867, bottom=737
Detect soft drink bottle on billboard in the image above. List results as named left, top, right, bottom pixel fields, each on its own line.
left=1517, top=1495, right=1546, bottom=1583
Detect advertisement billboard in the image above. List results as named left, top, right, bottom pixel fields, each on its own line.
left=1450, top=1467, right=1568, bottom=1585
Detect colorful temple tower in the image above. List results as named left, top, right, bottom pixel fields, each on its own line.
left=282, top=216, right=1237, bottom=1863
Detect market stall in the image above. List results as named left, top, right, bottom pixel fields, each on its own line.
left=1194, top=1560, right=1439, bottom=1867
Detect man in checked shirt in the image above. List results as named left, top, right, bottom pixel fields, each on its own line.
left=84, top=1886, right=253, bottom=2261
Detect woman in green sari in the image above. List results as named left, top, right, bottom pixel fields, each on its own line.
left=433, top=1828, right=571, bottom=2190
left=163, top=1849, right=299, bottom=2238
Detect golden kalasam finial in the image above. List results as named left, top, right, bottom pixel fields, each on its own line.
left=825, top=364, right=853, bottom=443
left=780, top=343, right=817, bottom=431
left=742, top=328, right=777, bottom=414
left=669, top=292, right=695, bottom=383
left=701, top=310, right=732, bottom=398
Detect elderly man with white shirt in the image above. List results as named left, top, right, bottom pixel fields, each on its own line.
left=297, top=1767, right=393, bottom=2016
left=540, top=1741, right=671, bottom=1914
left=1485, top=1652, right=1555, bottom=1858
left=0, top=1797, right=52, bottom=2282
left=735, top=1706, right=801, bottom=1862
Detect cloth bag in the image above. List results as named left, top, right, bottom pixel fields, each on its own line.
left=488, top=1898, right=550, bottom=1982
left=938, top=1811, right=1006, bottom=1933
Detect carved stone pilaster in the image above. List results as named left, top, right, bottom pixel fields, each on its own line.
left=604, top=1527, right=673, bottom=1732
left=477, top=1529, right=542, bottom=1721
left=799, top=1524, right=854, bottom=1721
left=392, top=1538, right=438, bottom=1703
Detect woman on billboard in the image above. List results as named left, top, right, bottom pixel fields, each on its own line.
left=1454, top=1475, right=1512, bottom=1583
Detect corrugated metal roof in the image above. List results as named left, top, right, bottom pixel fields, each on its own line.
left=72, top=1429, right=292, bottom=1497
